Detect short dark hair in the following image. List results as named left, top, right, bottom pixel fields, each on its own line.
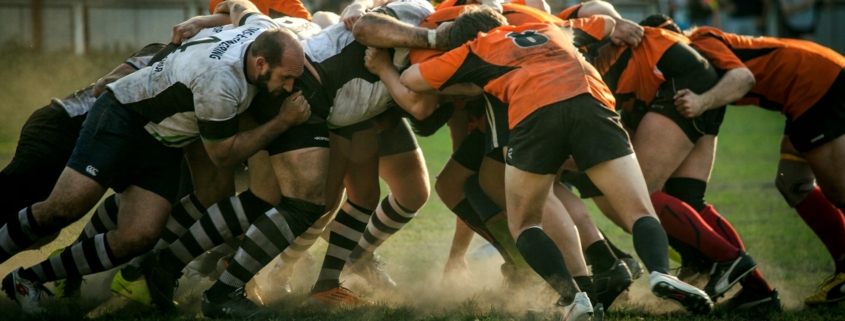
left=639, top=14, right=682, bottom=34
left=250, top=28, right=296, bottom=67
left=448, top=6, right=508, bottom=49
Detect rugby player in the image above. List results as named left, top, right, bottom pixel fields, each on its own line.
left=648, top=15, right=845, bottom=307
left=1, top=0, right=310, bottom=314
left=363, top=6, right=714, bottom=317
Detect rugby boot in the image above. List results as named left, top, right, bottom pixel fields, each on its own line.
left=2, top=267, right=50, bottom=314
left=110, top=269, right=152, bottom=305
left=184, top=250, right=227, bottom=281
left=201, top=287, right=274, bottom=319
left=557, top=292, right=594, bottom=321
left=649, top=271, right=713, bottom=315
left=704, top=250, right=757, bottom=300
left=805, top=273, right=845, bottom=306
left=347, top=252, right=397, bottom=290
left=723, top=288, right=781, bottom=312
left=622, top=257, right=643, bottom=280
left=308, top=285, right=370, bottom=306
left=140, top=250, right=181, bottom=311
left=593, top=260, right=633, bottom=309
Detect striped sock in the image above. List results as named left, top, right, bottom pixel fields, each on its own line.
left=23, top=234, right=126, bottom=283
left=313, top=201, right=372, bottom=292
left=209, top=198, right=324, bottom=302
left=349, top=194, right=417, bottom=260
left=157, top=193, right=207, bottom=248
left=159, top=190, right=273, bottom=275
left=277, top=213, right=333, bottom=269
left=0, top=207, right=55, bottom=263
left=76, top=194, right=120, bottom=243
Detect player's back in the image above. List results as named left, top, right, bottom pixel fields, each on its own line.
left=689, top=26, right=845, bottom=119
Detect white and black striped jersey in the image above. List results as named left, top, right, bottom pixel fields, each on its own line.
left=301, top=0, right=434, bottom=128
left=107, top=14, right=280, bottom=147
left=191, top=16, right=321, bottom=41
left=54, top=43, right=166, bottom=118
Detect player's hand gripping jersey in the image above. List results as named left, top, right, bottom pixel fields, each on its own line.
left=688, top=26, right=845, bottom=121
left=302, top=0, right=434, bottom=128
left=106, top=14, right=281, bottom=147
left=418, top=22, right=615, bottom=129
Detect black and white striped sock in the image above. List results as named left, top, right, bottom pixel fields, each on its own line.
left=159, top=190, right=273, bottom=275
left=76, top=194, right=120, bottom=243
left=313, top=201, right=372, bottom=292
left=276, top=213, right=332, bottom=268
left=24, top=233, right=126, bottom=283
left=349, top=194, right=417, bottom=260
left=0, top=207, right=55, bottom=263
left=157, top=193, right=207, bottom=248
left=209, top=197, right=324, bottom=302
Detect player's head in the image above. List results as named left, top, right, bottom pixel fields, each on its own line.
left=251, top=28, right=305, bottom=96
left=639, top=14, right=681, bottom=34
left=448, top=5, right=508, bottom=49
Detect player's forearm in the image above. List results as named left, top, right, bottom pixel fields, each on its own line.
left=578, top=0, right=622, bottom=19
left=700, top=67, right=756, bottom=110
left=208, top=119, right=291, bottom=167
left=228, top=0, right=261, bottom=27
left=193, top=13, right=232, bottom=29
left=353, top=13, right=432, bottom=49
left=377, top=66, right=439, bottom=119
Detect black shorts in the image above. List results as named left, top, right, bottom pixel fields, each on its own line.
left=66, top=91, right=183, bottom=202
left=378, top=118, right=419, bottom=157
left=265, top=121, right=330, bottom=156
left=482, top=95, right=510, bottom=155
left=559, top=171, right=604, bottom=199
left=506, top=94, right=634, bottom=175
left=329, top=120, right=373, bottom=140
left=452, top=129, right=486, bottom=171
left=0, top=102, right=86, bottom=220
left=786, top=70, right=845, bottom=152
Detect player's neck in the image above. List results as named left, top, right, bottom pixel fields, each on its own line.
left=244, top=50, right=259, bottom=85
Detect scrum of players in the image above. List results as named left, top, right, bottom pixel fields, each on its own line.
left=0, top=0, right=844, bottom=319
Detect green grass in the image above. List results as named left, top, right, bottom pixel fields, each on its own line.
left=1, top=51, right=844, bottom=320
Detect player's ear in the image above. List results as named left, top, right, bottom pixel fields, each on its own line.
left=255, top=56, right=267, bottom=71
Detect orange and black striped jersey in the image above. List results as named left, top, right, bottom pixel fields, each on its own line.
left=590, top=27, right=689, bottom=110
left=208, top=0, right=312, bottom=21
left=419, top=23, right=615, bottom=128
left=688, top=26, right=845, bottom=120
left=409, top=3, right=606, bottom=64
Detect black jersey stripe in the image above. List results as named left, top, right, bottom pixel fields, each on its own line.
left=599, top=46, right=633, bottom=94
left=122, top=82, right=194, bottom=123
left=199, top=116, right=239, bottom=142
left=731, top=47, right=778, bottom=63
left=441, top=49, right=518, bottom=90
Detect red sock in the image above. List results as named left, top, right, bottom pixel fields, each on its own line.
left=651, top=191, right=739, bottom=262
left=796, top=187, right=845, bottom=273
left=698, top=205, right=745, bottom=250
left=697, top=206, right=773, bottom=292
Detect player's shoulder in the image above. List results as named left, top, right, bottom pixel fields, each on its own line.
left=372, top=0, right=435, bottom=23
left=272, top=16, right=322, bottom=40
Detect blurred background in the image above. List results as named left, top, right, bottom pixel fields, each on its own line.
left=0, top=0, right=843, bottom=55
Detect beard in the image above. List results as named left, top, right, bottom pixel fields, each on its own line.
left=255, top=68, right=274, bottom=95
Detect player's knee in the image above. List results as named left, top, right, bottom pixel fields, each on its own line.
left=434, top=174, right=461, bottom=205
left=40, top=199, right=85, bottom=228
left=775, top=158, right=816, bottom=207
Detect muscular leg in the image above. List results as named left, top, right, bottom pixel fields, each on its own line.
left=803, top=134, right=845, bottom=209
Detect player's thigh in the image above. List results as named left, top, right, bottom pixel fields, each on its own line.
left=247, top=151, right=282, bottom=206
left=631, top=112, right=695, bottom=193
left=803, top=134, right=845, bottom=204
left=380, top=148, right=430, bottom=210
left=271, top=147, right=331, bottom=204
left=593, top=195, right=631, bottom=233
left=183, top=140, right=235, bottom=207
left=33, top=167, right=107, bottom=227
left=326, top=132, right=351, bottom=211
left=110, top=185, right=172, bottom=256
left=504, top=165, right=555, bottom=236
left=670, top=134, right=717, bottom=182
left=585, top=154, right=656, bottom=231
left=478, top=152, right=507, bottom=209
left=343, top=127, right=380, bottom=209
left=435, top=158, right=475, bottom=209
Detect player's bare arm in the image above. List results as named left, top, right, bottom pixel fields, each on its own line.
left=172, top=14, right=232, bottom=44
left=204, top=92, right=311, bottom=167
left=364, top=47, right=439, bottom=119
left=92, top=63, right=138, bottom=98
left=573, top=0, right=642, bottom=47
left=674, top=67, right=755, bottom=118
left=398, top=64, right=482, bottom=96
left=353, top=13, right=450, bottom=50
left=216, top=0, right=262, bottom=28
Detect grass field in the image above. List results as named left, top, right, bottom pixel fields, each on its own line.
left=1, top=51, right=844, bottom=320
